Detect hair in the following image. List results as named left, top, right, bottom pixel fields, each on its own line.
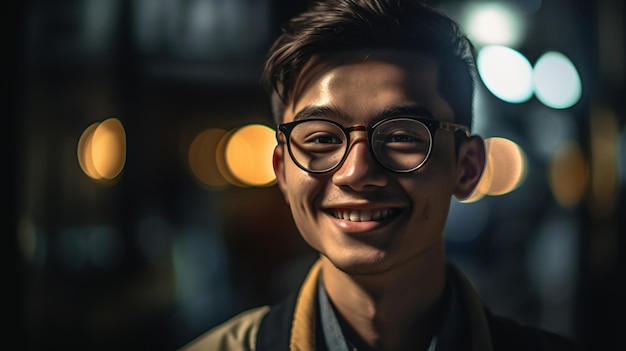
left=262, top=0, right=477, bottom=130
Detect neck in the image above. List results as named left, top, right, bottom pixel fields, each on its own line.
left=321, top=241, right=447, bottom=350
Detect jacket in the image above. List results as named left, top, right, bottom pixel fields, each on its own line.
left=180, top=259, right=577, bottom=350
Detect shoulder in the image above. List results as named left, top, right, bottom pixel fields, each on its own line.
left=179, top=306, right=270, bottom=351
left=485, top=309, right=580, bottom=351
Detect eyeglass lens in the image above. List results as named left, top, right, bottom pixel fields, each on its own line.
left=287, top=118, right=433, bottom=173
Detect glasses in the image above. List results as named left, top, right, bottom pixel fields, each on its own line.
left=276, top=117, right=470, bottom=173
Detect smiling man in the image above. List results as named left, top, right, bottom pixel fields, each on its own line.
left=181, top=1, right=577, bottom=350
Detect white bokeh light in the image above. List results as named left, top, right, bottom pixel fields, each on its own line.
left=477, top=45, right=534, bottom=103
left=533, top=51, right=582, bottom=109
left=464, top=3, right=525, bottom=47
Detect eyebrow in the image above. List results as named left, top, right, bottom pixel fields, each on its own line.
left=378, top=104, right=435, bottom=120
left=291, top=103, right=436, bottom=124
left=292, top=105, right=344, bottom=122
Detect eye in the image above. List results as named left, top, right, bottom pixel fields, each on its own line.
left=296, top=131, right=345, bottom=154
left=381, top=131, right=430, bottom=154
left=385, top=134, right=419, bottom=143
left=384, top=131, right=429, bottom=145
left=306, top=132, right=343, bottom=144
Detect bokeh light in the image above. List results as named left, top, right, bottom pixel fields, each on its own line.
left=464, top=2, right=525, bottom=47
left=549, top=141, right=588, bottom=207
left=188, top=128, right=229, bottom=188
left=77, top=122, right=101, bottom=179
left=225, top=124, right=276, bottom=187
left=91, top=118, right=126, bottom=179
left=533, top=51, right=582, bottom=109
left=589, top=108, right=620, bottom=218
left=483, top=137, right=528, bottom=195
left=477, top=45, right=534, bottom=103
left=77, top=118, right=126, bottom=180
left=215, top=129, right=248, bottom=187
left=462, top=137, right=528, bottom=203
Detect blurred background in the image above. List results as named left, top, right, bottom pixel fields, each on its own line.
left=9, top=0, right=624, bottom=349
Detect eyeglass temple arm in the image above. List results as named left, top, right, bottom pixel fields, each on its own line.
left=440, top=121, right=470, bottom=137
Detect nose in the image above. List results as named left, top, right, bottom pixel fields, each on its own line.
left=332, top=135, right=388, bottom=190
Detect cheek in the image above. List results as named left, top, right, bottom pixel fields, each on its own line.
left=401, top=157, right=456, bottom=225
left=283, top=164, right=324, bottom=216
left=403, top=179, right=451, bottom=247
left=283, top=170, right=328, bottom=250
left=407, top=183, right=448, bottom=222
left=420, top=202, right=431, bottom=221
left=421, top=143, right=458, bottom=193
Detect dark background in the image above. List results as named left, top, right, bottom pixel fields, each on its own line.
left=9, top=0, right=625, bottom=350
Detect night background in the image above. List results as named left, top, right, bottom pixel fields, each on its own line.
left=8, top=0, right=625, bottom=350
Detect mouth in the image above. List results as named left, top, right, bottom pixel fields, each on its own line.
left=327, top=208, right=402, bottom=222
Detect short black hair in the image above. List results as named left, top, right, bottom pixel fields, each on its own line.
left=262, top=0, right=477, bottom=130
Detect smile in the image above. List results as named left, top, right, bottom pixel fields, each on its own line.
left=329, top=208, right=400, bottom=222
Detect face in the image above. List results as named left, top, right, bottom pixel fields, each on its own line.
left=273, top=50, right=484, bottom=275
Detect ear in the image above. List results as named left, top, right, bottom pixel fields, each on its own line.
left=453, top=136, right=486, bottom=201
left=273, top=143, right=290, bottom=204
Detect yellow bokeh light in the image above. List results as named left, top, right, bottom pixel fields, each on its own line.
left=188, top=128, right=229, bottom=188
left=461, top=137, right=528, bottom=203
left=91, top=118, right=126, bottom=180
left=483, top=137, right=528, bottom=195
left=549, top=142, right=589, bottom=207
left=77, top=122, right=102, bottom=179
left=225, top=124, right=277, bottom=187
left=77, top=118, right=126, bottom=181
left=589, top=108, right=619, bottom=218
left=216, top=129, right=248, bottom=187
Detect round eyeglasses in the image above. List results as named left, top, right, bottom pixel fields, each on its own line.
left=276, top=117, right=470, bottom=173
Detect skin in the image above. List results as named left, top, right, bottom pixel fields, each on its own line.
left=273, top=50, right=485, bottom=350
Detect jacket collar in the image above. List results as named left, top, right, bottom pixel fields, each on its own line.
left=289, top=259, right=493, bottom=351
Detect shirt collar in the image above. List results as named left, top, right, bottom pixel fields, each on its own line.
left=316, top=267, right=462, bottom=351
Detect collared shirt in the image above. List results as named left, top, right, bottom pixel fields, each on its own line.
left=316, top=266, right=463, bottom=351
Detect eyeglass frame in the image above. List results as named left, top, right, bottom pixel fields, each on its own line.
left=276, top=116, right=471, bottom=174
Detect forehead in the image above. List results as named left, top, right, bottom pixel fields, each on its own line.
left=284, top=50, right=454, bottom=124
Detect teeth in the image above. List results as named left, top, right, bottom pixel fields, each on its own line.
left=349, top=211, right=360, bottom=221
left=333, top=209, right=395, bottom=222
left=372, top=211, right=381, bottom=220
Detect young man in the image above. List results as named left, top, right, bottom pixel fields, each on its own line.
left=182, top=0, right=577, bottom=350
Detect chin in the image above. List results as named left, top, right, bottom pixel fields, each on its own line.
left=325, top=253, right=394, bottom=276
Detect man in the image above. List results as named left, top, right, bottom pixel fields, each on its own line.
left=181, top=0, right=577, bottom=350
